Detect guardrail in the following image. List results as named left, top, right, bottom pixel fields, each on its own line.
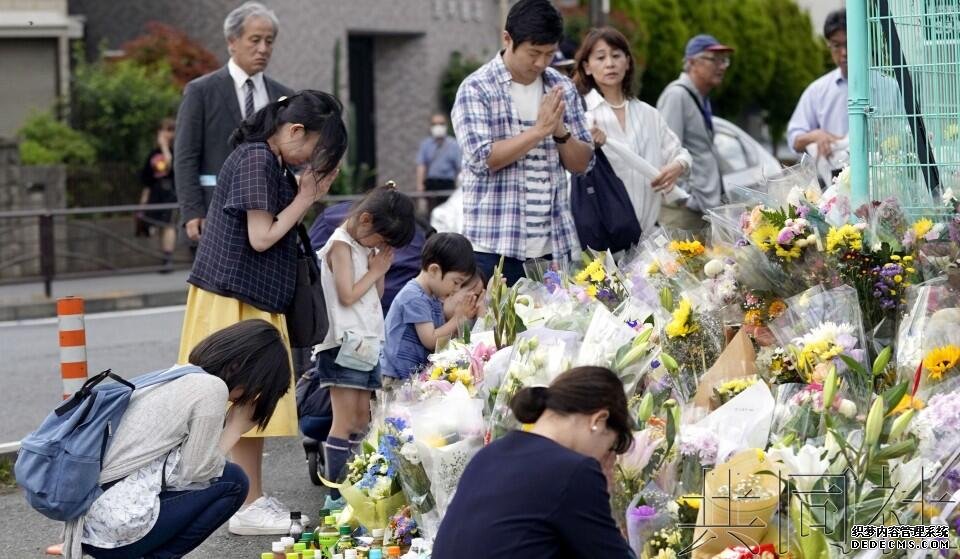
left=0, top=190, right=455, bottom=297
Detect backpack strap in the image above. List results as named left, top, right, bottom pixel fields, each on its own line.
left=55, top=369, right=134, bottom=417
left=132, top=364, right=205, bottom=390
left=673, top=84, right=714, bottom=135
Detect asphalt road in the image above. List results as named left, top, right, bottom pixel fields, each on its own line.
left=0, top=307, right=328, bottom=556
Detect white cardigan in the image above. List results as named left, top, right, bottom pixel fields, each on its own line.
left=584, top=89, right=692, bottom=233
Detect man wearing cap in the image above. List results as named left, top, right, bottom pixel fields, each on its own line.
left=656, top=34, right=732, bottom=230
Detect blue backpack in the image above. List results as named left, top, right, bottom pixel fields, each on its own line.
left=15, top=365, right=202, bottom=521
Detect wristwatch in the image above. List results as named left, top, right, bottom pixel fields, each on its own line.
left=553, top=128, right=572, bottom=144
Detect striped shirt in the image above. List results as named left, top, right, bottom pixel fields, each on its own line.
left=511, top=77, right=553, bottom=258
left=451, top=53, right=593, bottom=262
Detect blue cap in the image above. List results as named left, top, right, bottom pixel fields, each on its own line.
left=684, top=34, right=734, bottom=58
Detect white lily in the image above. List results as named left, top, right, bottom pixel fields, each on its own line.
left=768, top=443, right=830, bottom=492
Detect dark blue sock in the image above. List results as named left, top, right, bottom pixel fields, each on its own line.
left=323, top=436, right=351, bottom=500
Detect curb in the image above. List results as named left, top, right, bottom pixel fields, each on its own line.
left=0, top=441, right=19, bottom=461
left=0, top=290, right=187, bottom=321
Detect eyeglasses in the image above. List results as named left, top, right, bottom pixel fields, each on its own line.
left=698, top=54, right=731, bottom=68
left=828, top=41, right=847, bottom=52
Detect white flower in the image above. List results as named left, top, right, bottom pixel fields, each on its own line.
left=768, top=443, right=830, bottom=493
left=942, top=188, right=956, bottom=206
left=400, top=442, right=421, bottom=465
left=837, top=399, right=857, bottom=418
left=787, top=186, right=806, bottom=208
left=889, top=457, right=924, bottom=501
left=793, top=321, right=857, bottom=348
left=704, top=259, right=726, bottom=278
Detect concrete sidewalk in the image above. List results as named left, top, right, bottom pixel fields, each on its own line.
left=0, top=269, right=190, bottom=321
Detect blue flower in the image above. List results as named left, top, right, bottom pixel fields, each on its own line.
left=651, top=359, right=661, bottom=370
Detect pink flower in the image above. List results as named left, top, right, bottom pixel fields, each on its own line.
left=620, top=429, right=662, bottom=473
left=777, top=228, right=797, bottom=245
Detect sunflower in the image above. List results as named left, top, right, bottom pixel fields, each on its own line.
left=923, top=345, right=960, bottom=380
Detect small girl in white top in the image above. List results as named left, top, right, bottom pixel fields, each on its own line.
left=574, top=27, right=692, bottom=234
left=313, top=183, right=416, bottom=505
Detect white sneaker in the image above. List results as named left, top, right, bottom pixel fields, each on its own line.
left=228, top=496, right=293, bottom=536
left=264, top=494, right=310, bottom=525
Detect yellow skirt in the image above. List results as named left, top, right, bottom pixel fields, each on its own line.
left=177, top=285, right=299, bottom=437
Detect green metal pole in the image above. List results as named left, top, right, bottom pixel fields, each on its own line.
left=848, top=0, right=870, bottom=205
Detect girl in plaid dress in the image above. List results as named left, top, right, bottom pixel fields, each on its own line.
left=178, top=90, right=347, bottom=535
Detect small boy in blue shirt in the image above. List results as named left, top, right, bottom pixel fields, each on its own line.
left=382, top=233, right=479, bottom=380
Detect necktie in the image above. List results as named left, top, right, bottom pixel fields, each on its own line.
left=244, top=78, right=255, bottom=119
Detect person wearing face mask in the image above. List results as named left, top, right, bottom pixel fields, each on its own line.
left=432, top=366, right=636, bottom=558
left=415, top=113, right=462, bottom=216
left=656, top=34, right=733, bottom=231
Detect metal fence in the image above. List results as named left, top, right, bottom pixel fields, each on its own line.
left=0, top=191, right=454, bottom=296
left=849, top=0, right=960, bottom=213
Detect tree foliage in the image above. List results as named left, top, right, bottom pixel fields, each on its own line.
left=120, top=22, right=220, bottom=91
left=764, top=0, right=828, bottom=147
left=70, top=45, right=181, bottom=167
left=628, top=0, right=688, bottom=104
left=439, top=51, right=484, bottom=115
left=17, top=111, right=96, bottom=166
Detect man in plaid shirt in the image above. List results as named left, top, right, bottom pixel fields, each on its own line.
left=452, top=0, right=593, bottom=286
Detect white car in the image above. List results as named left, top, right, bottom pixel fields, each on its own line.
left=431, top=119, right=782, bottom=233
left=713, top=116, right=783, bottom=190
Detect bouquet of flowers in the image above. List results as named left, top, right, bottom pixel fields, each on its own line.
left=711, top=375, right=759, bottom=408
left=755, top=345, right=804, bottom=384
left=740, top=201, right=832, bottom=289
left=769, top=285, right=872, bottom=409
left=407, top=383, right=485, bottom=529
left=576, top=305, right=657, bottom=396
left=666, top=238, right=709, bottom=280
left=487, top=330, right=578, bottom=439
left=572, top=249, right=630, bottom=310
left=378, top=412, right=437, bottom=531
left=770, top=381, right=859, bottom=447
left=896, top=279, right=960, bottom=391
left=324, top=432, right=409, bottom=530
left=659, top=292, right=722, bottom=403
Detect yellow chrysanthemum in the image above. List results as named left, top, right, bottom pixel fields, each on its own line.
left=826, top=224, right=863, bottom=253
left=647, top=261, right=661, bottom=275
left=665, top=298, right=699, bottom=338
left=889, top=394, right=925, bottom=416
left=750, top=224, right=779, bottom=253
left=913, top=218, right=934, bottom=239
left=923, top=345, right=960, bottom=381
left=668, top=240, right=705, bottom=258
left=586, top=284, right=598, bottom=299
left=430, top=366, right=443, bottom=380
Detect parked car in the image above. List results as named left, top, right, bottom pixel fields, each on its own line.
left=431, top=118, right=782, bottom=234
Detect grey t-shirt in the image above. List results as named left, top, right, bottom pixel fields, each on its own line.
left=656, top=73, right=724, bottom=213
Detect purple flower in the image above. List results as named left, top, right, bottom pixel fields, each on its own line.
left=544, top=270, right=561, bottom=294
left=626, top=319, right=639, bottom=329
left=736, top=238, right=750, bottom=247
left=651, top=359, right=661, bottom=370
left=777, top=228, right=797, bottom=245
left=796, top=204, right=811, bottom=218
left=628, top=505, right=658, bottom=521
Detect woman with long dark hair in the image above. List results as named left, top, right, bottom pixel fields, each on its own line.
left=433, top=366, right=636, bottom=558
left=177, top=90, right=347, bottom=535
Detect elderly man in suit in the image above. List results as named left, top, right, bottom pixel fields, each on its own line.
left=174, top=1, right=294, bottom=244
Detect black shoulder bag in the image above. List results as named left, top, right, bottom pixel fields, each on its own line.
left=286, top=223, right=329, bottom=348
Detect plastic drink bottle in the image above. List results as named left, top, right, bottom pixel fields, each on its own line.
left=335, top=526, right=355, bottom=553
left=289, top=511, right=305, bottom=541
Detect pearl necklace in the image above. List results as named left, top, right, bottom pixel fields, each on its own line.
left=606, top=99, right=628, bottom=110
